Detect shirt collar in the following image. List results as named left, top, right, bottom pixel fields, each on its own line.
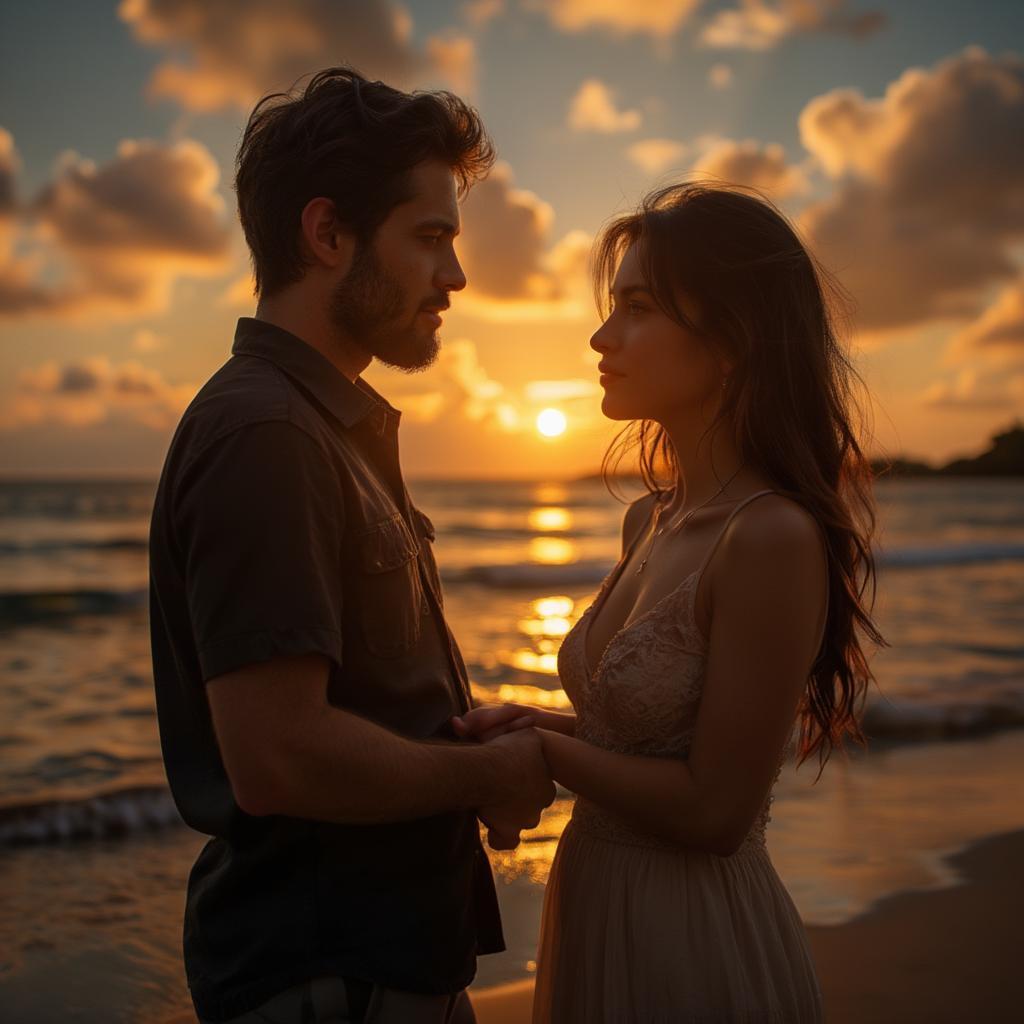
left=231, top=317, right=400, bottom=435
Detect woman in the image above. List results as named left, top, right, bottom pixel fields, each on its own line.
left=452, top=181, right=886, bottom=1022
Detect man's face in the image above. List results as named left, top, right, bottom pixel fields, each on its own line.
left=328, top=159, right=466, bottom=372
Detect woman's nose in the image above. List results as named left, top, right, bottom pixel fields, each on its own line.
left=590, top=320, right=615, bottom=354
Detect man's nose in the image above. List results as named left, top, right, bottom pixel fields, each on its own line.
left=439, top=250, right=467, bottom=293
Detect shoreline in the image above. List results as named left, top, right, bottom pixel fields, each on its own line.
left=469, top=826, right=1024, bottom=1024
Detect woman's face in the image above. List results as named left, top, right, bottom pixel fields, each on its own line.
left=590, top=242, right=726, bottom=423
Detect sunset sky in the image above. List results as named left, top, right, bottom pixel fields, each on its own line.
left=2, top=0, right=1023, bottom=478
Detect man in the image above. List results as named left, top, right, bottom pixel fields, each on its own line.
left=148, top=67, right=555, bottom=1024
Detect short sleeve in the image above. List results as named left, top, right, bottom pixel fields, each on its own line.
left=175, top=419, right=345, bottom=681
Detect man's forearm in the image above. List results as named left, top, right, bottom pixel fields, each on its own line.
left=256, top=704, right=517, bottom=823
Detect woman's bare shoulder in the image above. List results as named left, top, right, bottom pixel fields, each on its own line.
left=721, top=491, right=826, bottom=575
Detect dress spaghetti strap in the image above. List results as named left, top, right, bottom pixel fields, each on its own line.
left=692, top=488, right=830, bottom=661
left=692, top=489, right=779, bottom=584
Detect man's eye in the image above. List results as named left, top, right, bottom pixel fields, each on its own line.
left=627, top=302, right=646, bottom=314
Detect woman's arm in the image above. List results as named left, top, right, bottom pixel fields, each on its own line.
left=536, top=498, right=828, bottom=857
left=528, top=707, right=577, bottom=736
left=535, top=728, right=716, bottom=846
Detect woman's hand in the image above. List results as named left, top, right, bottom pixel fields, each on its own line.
left=452, top=703, right=537, bottom=743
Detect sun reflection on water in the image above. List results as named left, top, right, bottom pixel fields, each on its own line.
left=532, top=483, right=569, bottom=505
left=528, top=506, right=572, bottom=532
left=528, top=536, right=576, bottom=564
left=484, top=797, right=576, bottom=885
left=502, top=595, right=582, bottom=677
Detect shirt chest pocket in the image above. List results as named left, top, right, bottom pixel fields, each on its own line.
left=355, top=513, right=423, bottom=657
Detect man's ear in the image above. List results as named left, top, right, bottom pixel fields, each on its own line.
left=299, top=197, right=357, bottom=275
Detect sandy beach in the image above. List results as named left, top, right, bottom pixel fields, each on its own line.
left=149, top=825, right=1022, bottom=1022
left=470, top=828, right=1024, bottom=1024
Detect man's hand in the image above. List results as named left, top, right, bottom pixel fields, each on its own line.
left=477, top=726, right=555, bottom=851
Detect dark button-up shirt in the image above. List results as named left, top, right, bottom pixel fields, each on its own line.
left=148, top=317, right=504, bottom=1021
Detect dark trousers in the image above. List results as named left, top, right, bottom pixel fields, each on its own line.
left=199, top=975, right=477, bottom=1024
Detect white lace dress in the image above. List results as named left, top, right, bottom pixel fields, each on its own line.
left=531, top=490, right=825, bottom=1023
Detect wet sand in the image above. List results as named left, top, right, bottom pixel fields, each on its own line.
left=470, top=828, right=1024, bottom=1024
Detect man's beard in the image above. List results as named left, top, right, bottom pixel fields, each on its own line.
left=328, top=242, right=440, bottom=372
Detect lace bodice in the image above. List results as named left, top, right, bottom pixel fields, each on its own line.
left=557, top=490, right=793, bottom=857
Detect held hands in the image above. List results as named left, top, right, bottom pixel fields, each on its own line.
left=451, top=704, right=555, bottom=852
left=451, top=702, right=537, bottom=743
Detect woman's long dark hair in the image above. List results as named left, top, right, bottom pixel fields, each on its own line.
left=593, top=180, right=887, bottom=776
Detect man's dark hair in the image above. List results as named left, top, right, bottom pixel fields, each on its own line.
left=235, top=66, right=495, bottom=298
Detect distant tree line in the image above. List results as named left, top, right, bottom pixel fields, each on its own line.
left=579, top=421, right=1024, bottom=482
left=871, top=421, right=1024, bottom=477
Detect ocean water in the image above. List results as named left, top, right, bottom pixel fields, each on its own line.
left=2, top=476, right=1023, bottom=1021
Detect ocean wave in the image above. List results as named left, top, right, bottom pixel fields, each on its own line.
left=0, top=541, right=1019, bottom=630
left=445, top=560, right=612, bottom=588
left=0, top=784, right=182, bottom=846
left=0, top=587, right=147, bottom=624
left=0, top=537, right=148, bottom=555
left=2, top=697, right=1023, bottom=846
left=863, top=698, right=1024, bottom=741
left=878, top=541, right=1024, bottom=568
left=442, top=542, right=1024, bottom=589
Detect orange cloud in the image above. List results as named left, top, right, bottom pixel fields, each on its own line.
left=920, top=367, right=1024, bottom=412
left=529, top=0, right=702, bottom=38
left=119, top=0, right=475, bottom=112
left=131, top=328, right=164, bottom=352
left=463, top=0, right=505, bottom=28
left=0, top=127, right=19, bottom=268
left=0, top=127, right=15, bottom=214
left=0, top=135, right=233, bottom=322
left=220, top=271, right=257, bottom=308
left=568, top=80, right=642, bottom=134
left=627, top=139, right=689, bottom=175
left=459, top=163, right=555, bottom=300
left=708, top=63, right=734, bottom=89
left=457, top=163, right=592, bottom=318
left=1, top=356, right=198, bottom=431
left=693, top=138, right=809, bottom=198
left=798, top=47, right=1024, bottom=333
left=700, top=0, right=886, bottom=51
left=947, top=278, right=1024, bottom=368
left=426, top=31, right=478, bottom=95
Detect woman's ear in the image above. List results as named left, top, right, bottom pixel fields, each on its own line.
left=716, top=350, right=737, bottom=379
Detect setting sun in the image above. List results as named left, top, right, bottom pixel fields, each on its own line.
left=536, top=408, right=568, bottom=437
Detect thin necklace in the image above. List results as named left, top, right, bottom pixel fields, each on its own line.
left=635, top=463, right=747, bottom=575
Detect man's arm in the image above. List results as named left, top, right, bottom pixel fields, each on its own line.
left=207, top=652, right=552, bottom=824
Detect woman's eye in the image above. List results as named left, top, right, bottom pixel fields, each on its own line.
left=421, top=234, right=442, bottom=245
